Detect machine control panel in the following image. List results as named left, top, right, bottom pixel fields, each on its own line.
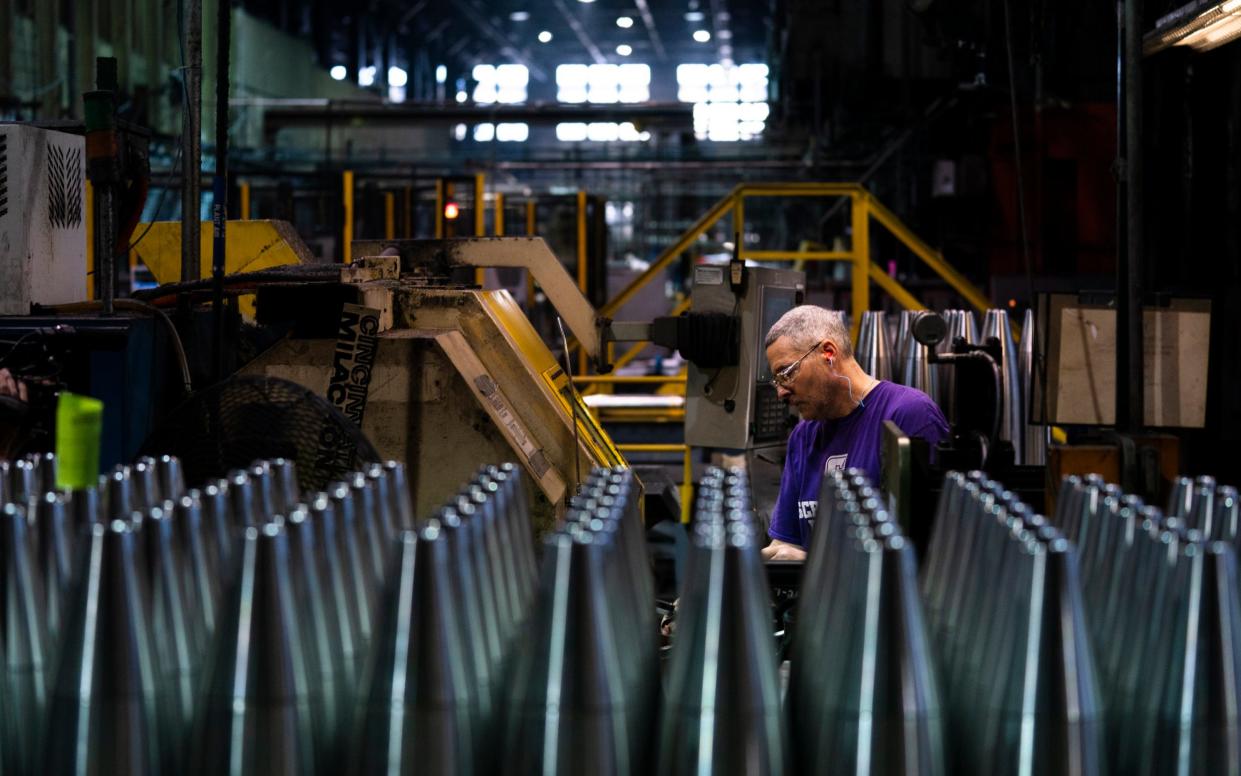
left=684, top=265, right=805, bottom=450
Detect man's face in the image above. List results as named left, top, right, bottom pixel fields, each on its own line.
left=766, top=336, right=834, bottom=420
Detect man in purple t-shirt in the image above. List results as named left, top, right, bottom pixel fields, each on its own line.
left=760, top=305, right=948, bottom=560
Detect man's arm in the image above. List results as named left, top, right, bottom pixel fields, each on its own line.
left=0, top=369, right=27, bottom=402
left=761, top=538, right=806, bottom=561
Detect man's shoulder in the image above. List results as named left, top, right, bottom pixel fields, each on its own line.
left=873, top=381, right=948, bottom=438
left=875, top=380, right=941, bottom=414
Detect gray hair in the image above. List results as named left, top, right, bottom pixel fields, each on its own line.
left=764, top=304, right=853, bottom=358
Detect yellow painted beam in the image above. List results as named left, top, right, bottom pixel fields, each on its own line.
left=576, top=189, right=588, bottom=374
left=525, top=199, right=537, bottom=310
left=572, top=375, right=687, bottom=385
left=434, top=178, right=445, bottom=238
left=403, top=185, right=413, bottom=238
left=744, top=250, right=852, bottom=261
left=131, top=220, right=312, bottom=318
left=474, top=174, right=486, bottom=287
left=239, top=181, right=250, bottom=220
left=850, top=192, right=870, bottom=344
left=342, top=170, right=354, bottom=264
left=495, top=192, right=505, bottom=236
left=384, top=192, right=395, bottom=239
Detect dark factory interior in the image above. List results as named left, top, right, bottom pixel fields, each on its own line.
left=1, top=0, right=1240, bottom=774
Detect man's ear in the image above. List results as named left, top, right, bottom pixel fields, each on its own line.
left=821, top=340, right=838, bottom=363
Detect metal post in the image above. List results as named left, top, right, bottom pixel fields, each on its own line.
left=239, top=181, right=250, bottom=220
left=181, top=0, right=202, bottom=284
left=83, top=60, right=120, bottom=314
left=850, top=191, right=870, bottom=345
left=384, top=192, right=395, bottom=239
left=1117, top=0, right=1145, bottom=432
left=733, top=192, right=744, bottom=257
left=576, top=189, right=588, bottom=374
left=434, top=178, right=444, bottom=238
left=403, top=184, right=412, bottom=237
left=526, top=199, right=537, bottom=308
left=211, top=0, right=232, bottom=382
left=342, top=170, right=354, bottom=263
left=494, top=192, right=505, bottom=236
left=474, top=173, right=486, bottom=286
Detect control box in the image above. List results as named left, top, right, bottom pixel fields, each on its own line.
left=684, top=264, right=805, bottom=449
left=0, top=125, right=86, bottom=314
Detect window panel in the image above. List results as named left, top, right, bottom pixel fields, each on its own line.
left=676, top=61, right=768, bottom=142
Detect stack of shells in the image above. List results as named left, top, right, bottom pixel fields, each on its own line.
left=658, top=466, right=787, bottom=775
left=0, top=452, right=539, bottom=776
left=502, top=466, right=657, bottom=775
left=934, top=309, right=979, bottom=423
left=787, top=467, right=945, bottom=775
left=855, top=311, right=894, bottom=383
left=980, top=309, right=1026, bottom=463
left=921, top=471, right=1102, bottom=775
left=896, top=311, right=940, bottom=403
left=1057, top=473, right=1241, bottom=775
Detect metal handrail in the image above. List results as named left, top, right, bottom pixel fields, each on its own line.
left=602, top=182, right=992, bottom=332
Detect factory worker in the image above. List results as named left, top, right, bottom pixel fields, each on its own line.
left=760, top=305, right=947, bottom=561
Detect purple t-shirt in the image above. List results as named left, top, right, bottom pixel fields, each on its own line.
left=769, top=381, right=948, bottom=548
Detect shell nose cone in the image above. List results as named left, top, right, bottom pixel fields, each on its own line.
left=46, top=520, right=160, bottom=775
left=192, top=523, right=316, bottom=776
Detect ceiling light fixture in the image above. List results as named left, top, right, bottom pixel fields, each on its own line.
left=692, top=29, right=711, bottom=42
left=685, top=10, right=705, bottom=22
left=1145, top=0, right=1241, bottom=53
left=436, top=65, right=447, bottom=84
left=510, top=11, right=530, bottom=21
left=388, top=66, right=408, bottom=87
left=358, top=66, right=377, bottom=86
left=616, top=44, right=632, bottom=56
left=329, top=65, right=347, bottom=81
left=616, top=16, right=634, bottom=28
left=538, top=30, right=553, bottom=43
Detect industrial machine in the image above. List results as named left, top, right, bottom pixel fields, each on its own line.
left=671, top=263, right=806, bottom=526
left=233, top=237, right=632, bottom=532
left=682, top=264, right=805, bottom=451
left=0, top=125, right=87, bottom=314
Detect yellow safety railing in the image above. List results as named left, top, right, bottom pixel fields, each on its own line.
left=601, top=182, right=992, bottom=346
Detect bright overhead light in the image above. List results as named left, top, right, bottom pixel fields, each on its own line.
left=685, top=10, right=705, bottom=22
left=387, top=66, right=408, bottom=87
left=358, top=66, right=376, bottom=86
left=510, top=10, right=530, bottom=21
left=455, top=90, right=468, bottom=103
left=538, top=30, right=553, bottom=43
left=578, top=0, right=596, bottom=3
left=435, top=65, right=447, bottom=84
left=693, top=29, right=711, bottom=42
left=616, top=44, right=632, bottom=56
left=616, top=16, right=634, bottom=28
left=329, top=65, right=347, bottom=81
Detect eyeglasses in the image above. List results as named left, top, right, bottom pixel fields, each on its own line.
left=772, top=340, right=822, bottom=388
